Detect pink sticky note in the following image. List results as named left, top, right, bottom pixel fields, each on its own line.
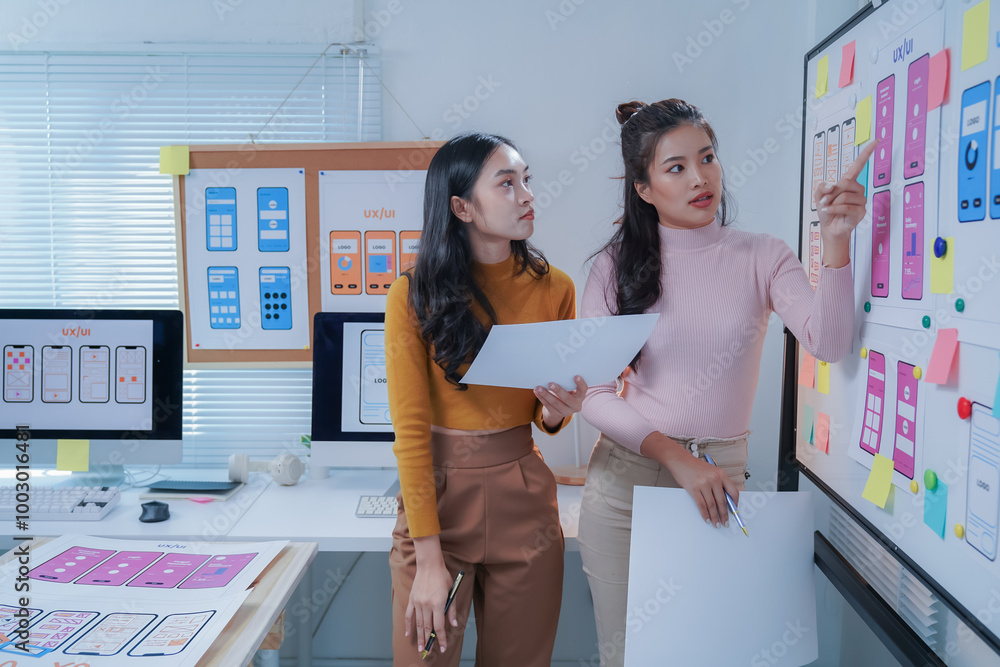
left=799, top=350, right=816, bottom=388
left=928, top=48, right=949, bottom=110
left=925, top=328, right=959, bottom=384
left=839, top=41, right=856, bottom=88
left=816, top=413, right=830, bottom=453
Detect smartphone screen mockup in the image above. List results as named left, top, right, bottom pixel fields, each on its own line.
left=257, top=186, right=290, bottom=252
left=840, top=118, right=857, bottom=179
left=128, top=611, right=215, bottom=657
left=826, top=124, right=841, bottom=186
left=893, top=361, right=918, bottom=478
left=64, top=612, right=156, bottom=656
left=871, top=190, right=891, bottom=298
left=115, top=345, right=146, bottom=404
left=74, top=551, right=163, bottom=587
left=874, top=75, right=895, bottom=188
left=79, top=345, right=110, bottom=403
left=126, top=553, right=211, bottom=588
left=967, top=403, right=1000, bottom=561
left=959, top=81, right=990, bottom=222
left=205, top=186, right=237, bottom=251
left=811, top=131, right=825, bottom=211
left=902, top=182, right=924, bottom=300
left=4, top=344, right=33, bottom=402
left=178, top=552, right=257, bottom=589
left=29, top=546, right=116, bottom=583
left=904, top=54, right=929, bottom=179
left=859, top=351, right=886, bottom=456
left=41, top=345, right=71, bottom=403
left=330, top=231, right=363, bottom=295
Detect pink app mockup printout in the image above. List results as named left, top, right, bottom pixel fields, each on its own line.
left=0, top=610, right=98, bottom=656
left=74, top=550, right=163, bottom=587
left=859, top=351, right=886, bottom=456
left=29, top=546, right=116, bottom=583
left=126, top=553, right=211, bottom=589
left=902, top=182, right=924, bottom=300
left=874, top=75, right=895, bottom=187
left=904, top=55, right=929, bottom=179
left=872, top=190, right=891, bottom=297
left=893, top=362, right=919, bottom=478
left=178, top=552, right=258, bottom=589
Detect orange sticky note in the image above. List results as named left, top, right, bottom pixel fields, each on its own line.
left=928, top=49, right=949, bottom=110
left=862, top=454, right=894, bottom=509
left=839, top=41, right=855, bottom=88
left=816, top=413, right=830, bottom=453
left=799, top=350, right=816, bottom=388
left=817, top=361, right=831, bottom=395
left=925, top=328, right=959, bottom=384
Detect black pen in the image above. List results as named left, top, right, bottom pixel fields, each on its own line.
left=422, top=570, right=465, bottom=659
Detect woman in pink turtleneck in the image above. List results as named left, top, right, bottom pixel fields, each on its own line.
left=576, top=98, right=877, bottom=667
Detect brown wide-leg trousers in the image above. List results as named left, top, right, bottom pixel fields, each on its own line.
left=388, top=424, right=564, bottom=667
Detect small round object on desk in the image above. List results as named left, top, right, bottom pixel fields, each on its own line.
left=910, top=480, right=919, bottom=494
left=861, top=347, right=869, bottom=359
left=924, top=469, right=938, bottom=491
left=913, top=366, right=922, bottom=380
left=922, top=315, right=931, bottom=329
left=956, top=298, right=965, bottom=313
left=956, top=524, right=965, bottom=539
left=864, top=301, right=871, bottom=313
left=958, top=397, right=973, bottom=420
left=933, top=236, right=947, bottom=258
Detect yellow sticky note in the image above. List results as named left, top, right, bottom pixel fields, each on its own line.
left=57, top=439, right=89, bottom=472
left=159, top=145, right=190, bottom=175
left=855, top=95, right=872, bottom=145
left=815, top=55, right=829, bottom=98
left=962, top=1, right=990, bottom=71
left=930, top=236, right=955, bottom=294
left=817, top=361, right=831, bottom=395
left=862, top=454, right=894, bottom=509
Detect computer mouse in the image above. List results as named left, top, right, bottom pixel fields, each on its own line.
left=139, top=501, right=170, bottom=523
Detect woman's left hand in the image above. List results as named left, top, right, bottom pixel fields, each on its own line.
left=535, top=376, right=588, bottom=430
left=814, top=139, right=879, bottom=235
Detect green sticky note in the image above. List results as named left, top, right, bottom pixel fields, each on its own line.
left=962, top=1, right=990, bottom=71
left=862, top=454, right=894, bottom=509
left=930, top=237, right=955, bottom=294
left=858, top=161, right=869, bottom=198
left=803, top=405, right=815, bottom=444
left=159, top=145, right=190, bottom=175
left=923, top=480, right=948, bottom=539
left=855, top=95, right=872, bottom=144
left=57, top=439, right=89, bottom=472
left=815, top=55, right=829, bottom=98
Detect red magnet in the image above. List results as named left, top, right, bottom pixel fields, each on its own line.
left=958, top=397, right=972, bottom=420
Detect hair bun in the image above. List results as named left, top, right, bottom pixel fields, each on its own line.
left=616, top=100, right=646, bottom=126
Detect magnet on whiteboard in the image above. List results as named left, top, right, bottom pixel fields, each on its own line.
left=870, top=46, right=879, bottom=64
left=924, top=469, right=937, bottom=490
left=913, top=366, right=922, bottom=380
left=861, top=347, right=868, bottom=359
left=811, top=116, right=818, bottom=132
left=955, top=524, right=965, bottom=538
left=910, top=480, right=919, bottom=494
left=849, top=93, right=858, bottom=109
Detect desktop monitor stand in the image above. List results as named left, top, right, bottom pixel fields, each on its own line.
left=59, top=465, right=126, bottom=488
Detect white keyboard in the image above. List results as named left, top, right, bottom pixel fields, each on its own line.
left=0, top=485, right=121, bottom=521
left=355, top=494, right=398, bottom=518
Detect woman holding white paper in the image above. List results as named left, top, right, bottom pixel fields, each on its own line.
left=577, top=99, right=875, bottom=666
left=385, top=132, right=587, bottom=666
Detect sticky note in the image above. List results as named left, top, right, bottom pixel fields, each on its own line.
left=798, top=350, right=816, bottom=388
left=928, top=49, right=949, bottom=110
left=925, top=328, right=959, bottom=385
left=993, top=352, right=1000, bottom=418
left=816, top=413, right=830, bottom=453
left=923, top=480, right=948, bottom=539
left=815, top=55, right=829, bottom=98
left=930, top=236, right=954, bottom=293
left=56, top=439, right=89, bottom=472
left=962, top=1, right=989, bottom=71
left=803, top=405, right=815, bottom=444
left=862, top=454, right=894, bottom=509
left=817, top=361, right=831, bottom=395
left=839, top=41, right=855, bottom=88
left=855, top=95, right=872, bottom=144
left=159, top=145, right=190, bottom=175
left=858, top=161, right=869, bottom=198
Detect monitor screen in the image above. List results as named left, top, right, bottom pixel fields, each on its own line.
left=0, top=309, right=184, bottom=466
left=310, top=312, right=395, bottom=468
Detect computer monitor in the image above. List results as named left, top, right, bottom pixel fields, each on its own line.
left=310, top=312, right=395, bottom=468
left=0, top=309, right=184, bottom=477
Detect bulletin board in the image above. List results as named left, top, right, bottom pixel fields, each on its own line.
left=173, top=141, right=441, bottom=366
left=791, top=0, right=1000, bottom=653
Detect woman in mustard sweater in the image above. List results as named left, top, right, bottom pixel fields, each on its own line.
left=385, top=133, right=588, bottom=666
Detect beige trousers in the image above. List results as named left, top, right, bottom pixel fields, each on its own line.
left=577, top=432, right=748, bottom=667
left=388, top=424, right=564, bottom=667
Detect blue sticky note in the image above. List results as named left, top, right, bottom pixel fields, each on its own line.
left=857, top=161, right=869, bottom=197
left=993, top=352, right=1000, bottom=418
left=924, top=480, right=948, bottom=539
left=803, top=405, right=815, bottom=444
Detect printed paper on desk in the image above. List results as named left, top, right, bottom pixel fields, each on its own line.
left=460, top=314, right=659, bottom=391
left=624, top=487, right=817, bottom=666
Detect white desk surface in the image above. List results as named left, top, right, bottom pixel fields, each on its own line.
left=1, top=469, right=272, bottom=540
left=229, top=469, right=585, bottom=552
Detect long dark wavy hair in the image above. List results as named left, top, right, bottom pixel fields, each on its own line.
left=595, top=99, right=733, bottom=371
left=407, top=133, right=549, bottom=389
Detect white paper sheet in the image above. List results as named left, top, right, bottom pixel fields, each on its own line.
left=625, top=487, right=818, bottom=667
left=460, top=314, right=659, bottom=390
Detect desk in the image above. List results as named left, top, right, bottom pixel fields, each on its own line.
left=0, top=536, right=317, bottom=667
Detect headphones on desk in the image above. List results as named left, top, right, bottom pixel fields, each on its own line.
left=228, top=453, right=304, bottom=486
